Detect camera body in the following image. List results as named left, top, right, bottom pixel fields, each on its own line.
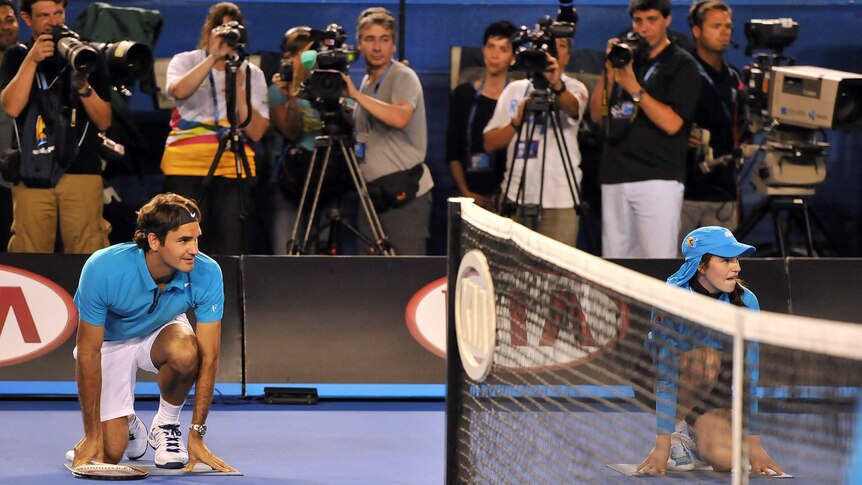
left=511, top=15, right=576, bottom=75
left=279, top=58, right=293, bottom=83
left=606, top=31, right=648, bottom=69
left=301, top=24, right=357, bottom=106
left=213, top=20, right=247, bottom=50
left=768, top=65, right=862, bottom=131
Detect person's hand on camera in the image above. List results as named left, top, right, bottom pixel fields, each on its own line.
left=542, top=53, right=563, bottom=90
left=341, top=73, right=359, bottom=100
left=272, top=72, right=290, bottom=96
left=72, top=70, right=89, bottom=92
left=611, top=61, right=640, bottom=97
left=26, top=33, right=55, bottom=64
left=208, top=28, right=234, bottom=60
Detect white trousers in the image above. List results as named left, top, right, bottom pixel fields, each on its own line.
left=601, top=180, right=684, bottom=258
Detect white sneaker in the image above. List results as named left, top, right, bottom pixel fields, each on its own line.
left=126, top=415, right=148, bottom=460
left=667, top=431, right=698, bottom=471
left=147, top=423, right=189, bottom=469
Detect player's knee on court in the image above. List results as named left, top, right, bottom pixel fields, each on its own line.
left=694, top=409, right=732, bottom=471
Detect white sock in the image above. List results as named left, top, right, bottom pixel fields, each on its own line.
left=675, top=420, right=689, bottom=435
left=152, top=396, right=184, bottom=427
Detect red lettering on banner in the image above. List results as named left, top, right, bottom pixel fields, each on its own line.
left=0, top=287, right=42, bottom=343
left=509, top=301, right=528, bottom=346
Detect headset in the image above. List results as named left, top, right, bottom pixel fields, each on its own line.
left=688, top=0, right=739, bottom=47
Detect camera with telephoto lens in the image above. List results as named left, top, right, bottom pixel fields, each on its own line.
left=606, top=31, right=649, bottom=68
left=213, top=20, right=247, bottom=49
left=301, top=24, right=357, bottom=106
left=51, top=25, right=100, bottom=74
left=511, top=0, right=577, bottom=76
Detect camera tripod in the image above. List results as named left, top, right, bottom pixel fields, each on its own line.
left=286, top=130, right=394, bottom=256
left=502, top=79, right=595, bottom=251
left=201, top=53, right=254, bottom=253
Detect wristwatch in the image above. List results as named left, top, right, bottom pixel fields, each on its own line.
left=551, top=83, right=566, bottom=95
left=631, top=89, right=644, bottom=103
left=189, top=423, right=207, bottom=436
left=77, top=85, right=93, bottom=98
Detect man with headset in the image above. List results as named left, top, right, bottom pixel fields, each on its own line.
left=679, top=0, right=748, bottom=240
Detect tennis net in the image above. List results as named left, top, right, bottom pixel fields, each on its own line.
left=445, top=199, right=862, bottom=485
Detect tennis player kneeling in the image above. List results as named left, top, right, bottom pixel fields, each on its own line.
left=71, top=193, right=235, bottom=473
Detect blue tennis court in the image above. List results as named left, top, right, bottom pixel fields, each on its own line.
left=0, top=399, right=445, bottom=484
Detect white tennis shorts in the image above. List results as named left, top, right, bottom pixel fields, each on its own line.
left=73, top=314, right=192, bottom=421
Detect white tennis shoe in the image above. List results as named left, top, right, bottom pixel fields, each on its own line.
left=147, top=423, right=189, bottom=469
left=667, top=431, right=698, bottom=471
left=125, top=415, right=148, bottom=460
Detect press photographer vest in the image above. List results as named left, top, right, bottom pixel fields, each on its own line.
left=13, top=57, right=90, bottom=188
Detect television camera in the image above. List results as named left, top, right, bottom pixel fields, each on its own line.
left=510, top=0, right=577, bottom=89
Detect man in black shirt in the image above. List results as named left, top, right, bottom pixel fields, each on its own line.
left=0, top=0, right=111, bottom=253
left=590, top=0, right=700, bottom=258
left=680, top=0, right=746, bottom=239
left=445, top=20, right=515, bottom=211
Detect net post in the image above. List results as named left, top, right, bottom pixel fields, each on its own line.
left=732, top=317, right=747, bottom=485
left=445, top=198, right=465, bottom=485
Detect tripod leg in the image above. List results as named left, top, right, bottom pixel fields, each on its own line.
left=548, top=107, right=596, bottom=251
left=338, top=140, right=395, bottom=255
left=799, top=199, right=815, bottom=257
left=770, top=206, right=787, bottom=258
left=287, top=145, right=324, bottom=254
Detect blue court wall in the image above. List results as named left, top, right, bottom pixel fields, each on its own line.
left=51, top=0, right=862, bottom=255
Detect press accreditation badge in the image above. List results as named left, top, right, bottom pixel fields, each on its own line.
left=611, top=101, right=635, bottom=120
left=515, top=141, right=539, bottom=160
left=467, top=153, right=493, bottom=173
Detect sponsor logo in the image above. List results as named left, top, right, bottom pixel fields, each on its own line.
left=455, top=250, right=496, bottom=382
left=0, top=265, right=78, bottom=367
left=35, top=115, right=47, bottom=147
left=406, top=265, right=630, bottom=372
left=31, top=145, right=55, bottom=155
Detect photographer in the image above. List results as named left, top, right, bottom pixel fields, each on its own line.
left=589, top=0, right=700, bottom=258
left=160, top=2, right=269, bottom=255
left=0, top=0, right=111, bottom=254
left=445, top=20, right=516, bottom=212
left=342, top=7, right=433, bottom=255
left=679, top=0, right=747, bottom=240
left=483, top=36, right=588, bottom=247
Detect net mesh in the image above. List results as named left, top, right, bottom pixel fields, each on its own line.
left=446, top=200, right=862, bottom=485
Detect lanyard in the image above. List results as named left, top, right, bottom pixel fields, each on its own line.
left=360, top=61, right=394, bottom=98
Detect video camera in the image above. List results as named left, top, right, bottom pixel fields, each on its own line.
left=510, top=0, right=577, bottom=78
left=300, top=24, right=357, bottom=104
left=50, top=25, right=153, bottom=95
left=606, top=31, right=649, bottom=69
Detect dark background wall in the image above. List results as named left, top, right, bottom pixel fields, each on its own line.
left=19, top=0, right=862, bottom=256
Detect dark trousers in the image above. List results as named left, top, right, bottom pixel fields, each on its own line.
left=164, top=175, right=251, bottom=255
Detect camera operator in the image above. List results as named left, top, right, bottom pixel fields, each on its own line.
left=483, top=36, right=588, bottom=247
left=341, top=7, right=433, bottom=255
left=0, top=0, right=111, bottom=254
left=445, top=20, right=516, bottom=212
left=589, top=0, right=700, bottom=258
left=679, top=0, right=747, bottom=239
left=160, top=2, right=269, bottom=255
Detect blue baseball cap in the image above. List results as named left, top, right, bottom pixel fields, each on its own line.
left=667, top=226, right=755, bottom=287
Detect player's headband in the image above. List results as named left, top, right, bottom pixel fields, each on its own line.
left=177, top=207, right=199, bottom=227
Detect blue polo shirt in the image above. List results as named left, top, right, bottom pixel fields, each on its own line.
left=74, top=242, right=224, bottom=341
